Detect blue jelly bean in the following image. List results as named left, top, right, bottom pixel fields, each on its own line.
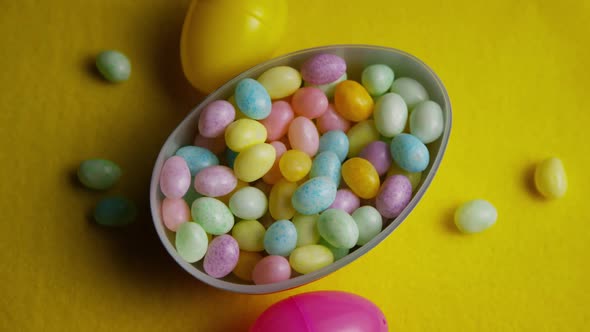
left=224, top=148, right=239, bottom=169
left=94, top=196, right=137, bottom=226
left=390, top=133, right=430, bottom=172
left=318, top=130, right=349, bottom=162
left=264, top=219, right=297, bottom=256
left=310, top=151, right=341, bottom=186
left=175, top=146, right=219, bottom=176
left=234, top=78, right=272, bottom=120
left=291, top=177, right=337, bottom=215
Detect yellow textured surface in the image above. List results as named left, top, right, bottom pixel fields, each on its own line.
left=1, top=0, right=589, bottom=331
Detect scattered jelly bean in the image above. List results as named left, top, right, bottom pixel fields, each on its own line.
left=310, top=151, right=341, bottom=186
left=305, top=73, right=347, bottom=98
left=347, top=120, right=380, bottom=158
left=204, top=235, right=240, bottom=278
left=316, top=104, right=351, bottom=134
left=318, top=130, right=349, bottom=163
left=329, top=189, right=361, bottom=214
left=193, top=134, right=226, bottom=155
left=361, top=64, right=394, bottom=97
left=289, top=245, right=334, bottom=274
left=252, top=255, right=291, bottom=285
left=534, top=157, right=567, bottom=199
left=454, top=199, right=497, bottom=234
left=264, top=220, right=298, bottom=256
left=232, top=251, right=263, bottom=281
left=198, top=100, right=236, bottom=138
left=77, top=158, right=121, bottom=190
left=376, top=175, right=412, bottom=219
left=301, top=53, right=347, bottom=85
left=231, top=219, right=266, bottom=252
left=224, top=119, right=267, bottom=152
left=95, top=50, right=131, bottom=82
left=257, top=66, right=302, bottom=99
left=191, top=197, right=235, bottom=235
left=352, top=206, right=383, bottom=245
left=358, top=141, right=392, bottom=176
left=317, top=209, right=359, bottom=249
left=193, top=165, right=237, bottom=197
left=374, top=93, right=408, bottom=137
left=288, top=116, right=319, bottom=156
left=175, top=222, right=208, bottom=263
left=319, top=238, right=349, bottom=260
left=334, top=80, right=374, bottom=122
left=387, top=164, right=422, bottom=192
left=292, top=177, right=338, bottom=215
left=94, top=196, right=137, bottom=226
left=410, top=100, right=444, bottom=144
left=259, top=101, right=294, bottom=141
left=233, top=143, right=276, bottom=182
left=390, top=133, right=430, bottom=173
left=291, top=87, right=329, bottom=119
left=224, top=148, right=239, bottom=169
left=279, top=149, right=312, bottom=182
left=292, top=213, right=320, bottom=247
left=229, top=186, right=268, bottom=220
left=269, top=179, right=298, bottom=220
left=175, top=145, right=219, bottom=176
left=162, top=197, right=191, bottom=232
left=342, top=158, right=380, bottom=199
left=262, top=141, right=288, bottom=184
left=235, top=78, right=272, bottom=120
left=390, top=77, right=429, bottom=109
left=160, top=156, right=192, bottom=198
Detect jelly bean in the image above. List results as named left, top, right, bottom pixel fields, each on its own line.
left=317, top=209, right=359, bottom=249
left=95, top=50, right=131, bottom=82
left=329, top=189, right=360, bottom=214
left=77, top=158, right=121, bottom=190
left=224, top=119, right=267, bottom=152
left=352, top=206, right=383, bottom=245
left=534, top=157, right=567, bottom=199
left=233, top=143, right=276, bottom=182
left=341, top=158, right=380, bottom=199
left=262, top=141, right=288, bottom=184
left=175, top=222, right=208, bottom=263
left=376, top=175, right=412, bottom=218
left=358, top=141, right=392, bottom=176
left=387, top=164, right=422, bottom=192
left=390, top=133, right=430, bottom=172
left=310, top=151, right=341, bottom=186
left=259, top=101, right=294, bottom=141
left=301, top=53, right=346, bottom=85
left=316, top=104, right=351, bottom=133
left=231, top=219, right=266, bottom=252
left=292, top=177, right=337, bottom=215
left=319, top=238, right=349, bottom=260
left=289, top=245, right=334, bottom=274
left=291, top=87, right=329, bottom=119
left=235, top=78, right=272, bottom=120
left=410, top=100, right=444, bottom=144
left=160, top=156, right=191, bottom=198
left=94, top=196, right=137, bottom=226
left=361, top=64, right=394, bottom=97
left=229, top=186, right=268, bottom=220
left=252, top=255, right=291, bottom=285
left=224, top=148, right=238, bottom=169
left=191, top=197, right=235, bottom=235
left=219, top=180, right=248, bottom=205
left=264, top=220, right=298, bottom=256
left=305, top=73, right=348, bottom=98
left=204, top=235, right=240, bottom=278
left=257, top=66, right=302, bottom=99
left=454, top=199, right=497, bottom=234
left=390, top=77, right=429, bottom=109
left=193, top=134, right=226, bottom=155
left=162, top=197, right=191, bottom=232
left=269, top=179, right=298, bottom=220
left=279, top=149, right=312, bottom=182
left=288, top=116, right=319, bottom=156
left=374, top=93, right=408, bottom=137
left=347, top=120, right=381, bottom=158
left=232, top=251, right=263, bottom=281
left=193, top=165, right=237, bottom=197
left=318, top=130, right=349, bottom=162
left=334, top=80, right=374, bottom=122
left=198, top=100, right=236, bottom=138
left=183, top=184, right=203, bottom=205
left=292, top=213, right=320, bottom=247
left=175, top=146, right=219, bottom=177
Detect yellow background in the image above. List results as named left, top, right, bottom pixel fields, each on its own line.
left=1, top=0, right=589, bottom=331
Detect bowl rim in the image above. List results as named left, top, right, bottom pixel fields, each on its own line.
left=150, top=44, right=452, bottom=294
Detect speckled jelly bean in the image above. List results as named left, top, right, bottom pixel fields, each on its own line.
left=319, top=238, right=349, bottom=260
left=291, top=177, right=337, bottom=215
left=376, top=175, right=412, bottom=219
left=175, top=146, right=219, bottom=176
left=160, top=156, right=191, bottom=198
left=316, top=104, right=351, bottom=134
left=291, top=87, right=329, bottom=119
left=390, top=77, right=429, bottom=109
left=292, top=213, right=320, bottom=247
left=193, top=165, right=237, bottom=197
left=193, top=134, right=226, bottom=155
left=305, top=73, right=347, bottom=98
left=224, top=119, right=267, bottom=152
left=279, top=149, right=312, bottom=182
left=95, top=50, right=131, bottom=83
left=334, top=80, right=374, bottom=122
left=410, top=100, right=444, bottom=144
left=318, top=130, right=349, bottom=163
left=234, top=78, right=271, bottom=120
left=252, top=255, right=291, bottom=285
left=454, top=199, right=497, bottom=234
left=232, top=251, right=263, bottom=281
left=162, top=197, right=191, bottom=232
left=310, top=151, right=341, bottom=186
left=198, top=100, right=236, bottom=138
left=191, top=197, right=234, bottom=235
left=231, top=219, right=266, bottom=252
left=229, top=186, right=268, bottom=220
left=301, top=53, right=346, bottom=85
left=264, top=219, right=298, bottom=256
left=233, top=143, right=276, bottom=182
left=259, top=101, right=294, bottom=141
left=204, top=235, right=240, bottom=278
left=288, top=116, right=319, bottom=156
left=341, top=158, right=380, bottom=199
left=347, top=120, right=381, bottom=158
left=361, top=64, right=394, bottom=97
left=262, top=141, right=288, bottom=184
left=289, top=244, right=334, bottom=274
left=352, top=206, right=383, bottom=245
left=269, top=179, right=298, bottom=220
left=257, top=66, right=302, bottom=99
left=77, top=158, right=121, bottom=190
left=329, top=189, right=360, bottom=214
left=387, top=164, right=422, bottom=192
left=359, top=141, right=392, bottom=176
left=94, top=196, right=137, bottom=227
left=317, top=209, right=359, bottom=249
left=175, top=222, right=208, bottom=263
left=390, top=133, right=430, bottom=172
left=374, top=93, right=408, bottom=138
left=535, top=157, right=568, bottom=199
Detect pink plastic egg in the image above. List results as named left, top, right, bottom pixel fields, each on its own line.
left=291, top=87, right=329, bottom=119
left=359, top=141, right=392, bottom=176
left=198, top=100, right=236, bottom=138
left=204, top=235, right=240, bottom=278
left=316, top=104, right=351, bottom=134
left=301, top=54, right=347, bottom=85
left=329, top=189, right=361, bottom=214
left=376, top=175, right=412, bottom=218
left=260, top=101, right=294, bottom=141
left=194, top=134, right=226, bottom=155
left=288, top=117, right=319, bottom=157
left=252, top=255, right=291, bottom=285
left=262, top=141, right=288, bottom=184
left=162, top=197, right=191, bottom=231
left=193, top=165, right=237, bottom=197
left=159, top=156, right=191, bottom=198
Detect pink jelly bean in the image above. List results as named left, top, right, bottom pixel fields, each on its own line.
left=288, top=116, right=319, bottom=157
left=301, top=53, right=347, bottom=85
left=376, top=175, right=412, bottom=218
left=252, top=255, right=292, bottom=285
left=193, top=165, right=237, bottom=197
left=198, top=100, right=236, bottom=138
left=358, top=141, right=392, bottom=176
left=291, top=87, right=329, bottom=119
left=259, top=101, right=294, bottom=141
left=262, top=141, right=288, bottom=184
left=204, top=235, right=240, bottom=278
left=159, top=156, right=191, bottom=198
left=317, top=104, right=352, bottom=134
left=194, top=134, right=226, bottom=155
left=329, top=189, right=361, bottom=214
left=162, top=197, right=191, bottom=231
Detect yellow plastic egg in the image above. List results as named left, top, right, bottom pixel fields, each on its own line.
left=234, top=143, right=276, bottom=182
left=279, top=150, right=312, bottom=182
left=334, top=80, right=374, bottom=122
left=269, top=179, right=298, bottom=220
left=347, top=120, right=381, bottom=158
left=181, top=0, right=288, bottom=93
left=258, top=66, right=302, bottom=99
left=225, top=119, right=267, bottom=152
left=342, top=157, right=380, bottom=199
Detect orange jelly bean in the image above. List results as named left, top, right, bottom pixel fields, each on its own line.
left=334, top=80, right=374, bottom=122
left=341, top=158, right=380, bottom=199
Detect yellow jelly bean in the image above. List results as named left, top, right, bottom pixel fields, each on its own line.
left=219, top=180, right=248, bottom=204
left=232, top=251, right=263, bottom=281
left=534, top=157, right=567, bottom=199
left=289, top=244, right=334, bottom=274
left=347, top=120, right=380, bottom=158
left=257, top=66, right=302, bottom=99
left=279, top=149, right=312, bottom=182
left=387, top=164, right=422, bottom=192
left=234, top=143, right=276, bottom=182
left=224, top=119, right=267, bottom=152
left=334, top=80, right=374, bottom=122
left=292, top=213, right=320, bottom=247
left=231, top=219, right=266, bottom=252
left=269, top=179, right=298, bottom=220
left=342, top=157, right=380, bottom=199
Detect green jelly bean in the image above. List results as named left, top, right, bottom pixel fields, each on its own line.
left=94, top=196, right=136, bottom=227
left=351, top=206, right=383, bottom=245
left=319, top=238, right=349, bottom=260
left=175, top=222, right=208, bottom=263
left=361, top=64, right=395, bottom=97
left=454, top=199, right=497, bottom=234
left=96, top=50, right=131, bottom=82
left=317, top=209, right=359, bottom=249
left=78, top=158, right=121, bottom=190
left=191, top=197, right=234, bottom=235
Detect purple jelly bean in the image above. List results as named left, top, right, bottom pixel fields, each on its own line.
left=376, top=175, right=412, bottom=218
left=359, top=141, right=392, bottom=176
left=329, top=189, right=361, bottom=214
left=204, top=235, right=240, bottom=278
left=301, top=54, right=347, bottom=85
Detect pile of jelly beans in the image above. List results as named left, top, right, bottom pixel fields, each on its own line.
left=159, top=53, right=445, bottom=284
